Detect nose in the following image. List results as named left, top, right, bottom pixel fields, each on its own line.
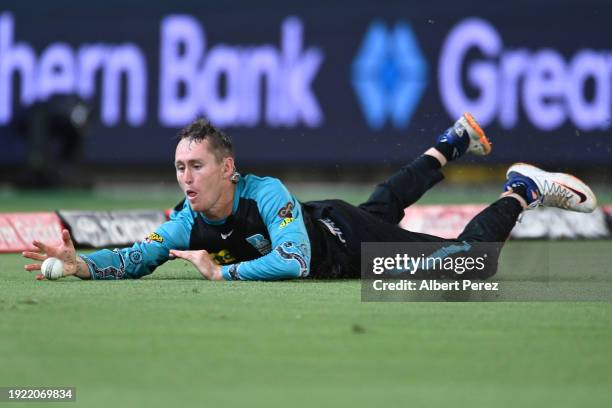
left=182, top=168, right=193, bottom=185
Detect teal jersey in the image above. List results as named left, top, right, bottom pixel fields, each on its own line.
left=80, top=175, right=311, bottom=281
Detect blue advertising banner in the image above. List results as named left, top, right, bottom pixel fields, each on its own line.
left=0, top=0, right=611, bottom=166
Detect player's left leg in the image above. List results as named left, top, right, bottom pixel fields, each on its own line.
left=358, top=113, right=491, bottom=224
left=447, top=163, right=597, bottom=279
left=457, top=163, right=597, bottom=243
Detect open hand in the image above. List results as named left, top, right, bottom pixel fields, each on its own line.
left=22, top=229, right=78, bottom=279
left=169, top=249, right=223, bottom=280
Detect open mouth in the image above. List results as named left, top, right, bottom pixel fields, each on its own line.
left=186, top=190, right=198, bottom=199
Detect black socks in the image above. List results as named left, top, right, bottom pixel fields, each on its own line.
left=433, top=141, right=456, bottom=163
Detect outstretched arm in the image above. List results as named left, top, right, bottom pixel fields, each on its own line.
left=22, top=201, right=196, bottom=280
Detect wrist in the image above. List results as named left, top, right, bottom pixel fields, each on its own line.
left=213, top=264, right=224, bottom=281
left=72, top=256, right=93, bottom=280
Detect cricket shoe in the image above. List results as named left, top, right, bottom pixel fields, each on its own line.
left=504, top=163, right=597, bottom=213
left=436, top=112, right=492, bottom=160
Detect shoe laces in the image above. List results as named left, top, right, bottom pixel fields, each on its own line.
left=539, top=179, right=573, bottom=209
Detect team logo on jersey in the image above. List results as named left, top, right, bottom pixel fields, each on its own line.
left=246, top=234, right=272, bottom=255
left=279, top=217, right=295, bottom=229
left=128, top=250, right=143, bottom=265
left=209, top=249, right=236, bottom=265
left=278, top=201, right=294, bottom=218
left=145, top=232, right=164, bottom=244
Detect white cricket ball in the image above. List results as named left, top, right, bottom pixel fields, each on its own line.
left=41, top=257, right=64, bottom=280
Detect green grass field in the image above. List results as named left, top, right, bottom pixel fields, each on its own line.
left=1, top=187, right=612, bottom=407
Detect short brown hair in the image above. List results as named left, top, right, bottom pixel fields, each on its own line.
left=177, top=117, right=233, bottom=162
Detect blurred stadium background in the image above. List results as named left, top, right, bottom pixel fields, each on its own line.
left=1, top=1, right=611, bottom=407
left=1, top=0, right=611, bottom=192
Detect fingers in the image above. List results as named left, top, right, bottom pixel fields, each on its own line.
left=61, top=229, right=74, bottom=248
left=32, top=240, right=51, bottom=255
left=22, top=251, right=47, bottom=261
left=23, top=250, right=46, bottom=274
left=35, top=274, right=45, bottom=280
left=169, top=249, right=208, bottom=262
left=24, top=263, right=42, bottom=272
left=169, top=249, right=193, bottom=261
left=31, top=231, right=72, bottom=256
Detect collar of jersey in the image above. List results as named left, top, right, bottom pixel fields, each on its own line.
left=198, top=177, right=243, bottom=225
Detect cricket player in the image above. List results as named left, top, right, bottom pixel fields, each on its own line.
left=23, top=115, right=597, bottom=281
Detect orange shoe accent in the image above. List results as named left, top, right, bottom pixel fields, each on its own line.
left=464, top=112, right=492, bottom=154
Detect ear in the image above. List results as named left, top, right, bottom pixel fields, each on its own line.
left=223, top=157, right=235, bottom=178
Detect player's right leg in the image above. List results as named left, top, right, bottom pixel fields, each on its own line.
left=359, top=112, right=491, bottom=224
left=424, top=112, right=491, bottom=166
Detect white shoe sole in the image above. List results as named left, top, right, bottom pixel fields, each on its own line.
left=507, top=163, right=597, bottom=213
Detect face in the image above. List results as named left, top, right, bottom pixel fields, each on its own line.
left=175, top=138, right=235, bottom=216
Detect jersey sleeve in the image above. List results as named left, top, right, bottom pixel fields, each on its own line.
left=220, top=178, right=311, bottom=281
left=79, top=201, right=195, bottom=280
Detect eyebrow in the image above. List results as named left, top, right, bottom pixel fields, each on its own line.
left=174, top=159, right=203, bottom=165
